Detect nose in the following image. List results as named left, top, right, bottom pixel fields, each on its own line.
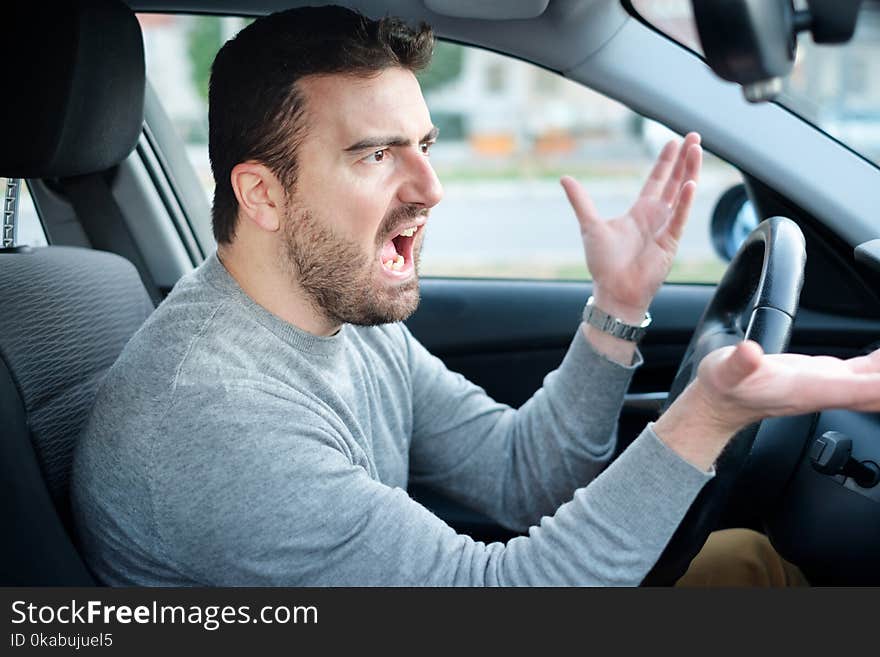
left=398, top=148, right=444, bottom=209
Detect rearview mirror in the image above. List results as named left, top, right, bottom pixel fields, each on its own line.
left=710, top=184, right=759, bottom=261
left=692, top=0, right=863, bottom=102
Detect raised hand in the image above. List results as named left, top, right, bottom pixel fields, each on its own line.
left=697, top=341, right=880, bottom=428
left=561, top=133, right=702, bottom=322
left=655, top=340, right=880, bottom=470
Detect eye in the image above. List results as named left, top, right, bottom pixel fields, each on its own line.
left=420, top=141, right=432, bottom=156
left=365, top=149, right=388, bottom=164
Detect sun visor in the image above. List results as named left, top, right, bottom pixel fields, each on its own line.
left=424, top=0, right=550, bottom=20
left=0, top=0, right=145, bottom=179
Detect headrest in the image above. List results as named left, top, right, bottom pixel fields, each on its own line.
left=0, top=0, right=145, bottom=178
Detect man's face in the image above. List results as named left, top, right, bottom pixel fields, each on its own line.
left=280, top=67, right=443, bottom=327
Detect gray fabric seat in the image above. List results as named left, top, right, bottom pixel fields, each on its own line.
left=0, top=249, right=153, bottom=584
left=0, top=0, right=151, bottom=585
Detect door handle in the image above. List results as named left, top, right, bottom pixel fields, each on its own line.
left=623, top=392, right=668, bottom=413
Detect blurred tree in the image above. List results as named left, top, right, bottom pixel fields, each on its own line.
left=187, top=23, right=463, bottom=101
left=417, top=41, right=464, bottom=94
left=188, top=16, right=223, bottom=102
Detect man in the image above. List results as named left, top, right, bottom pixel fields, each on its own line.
left=72, top=6, right=880, bottom=586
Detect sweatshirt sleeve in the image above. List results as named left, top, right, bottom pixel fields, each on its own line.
left=406, top=322, right=647, bottom=531
left=151, top=382, right=711, bottom=586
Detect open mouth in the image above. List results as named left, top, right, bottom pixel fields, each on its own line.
left=380, top=223, right=422, bottom=276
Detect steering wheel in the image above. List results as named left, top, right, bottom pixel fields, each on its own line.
left=641, top=216, right=806, bottom=586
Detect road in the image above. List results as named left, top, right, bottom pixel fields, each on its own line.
left=420, top=166, right=741, bottom=276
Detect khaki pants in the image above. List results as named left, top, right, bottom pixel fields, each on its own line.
left=675, top=528, right=809, bottom=587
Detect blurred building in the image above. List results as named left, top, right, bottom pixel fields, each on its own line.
left=424, top=47, right=634, bottom=159
left=138, top=15, right=203, bottom=132
left=787, top=7, right=880, bottom=160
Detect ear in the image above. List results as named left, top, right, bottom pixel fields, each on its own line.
left=230, top=162, right=284, bottom=233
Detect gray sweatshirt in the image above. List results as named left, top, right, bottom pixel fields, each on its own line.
left=71, top=252, right=712, bottom=586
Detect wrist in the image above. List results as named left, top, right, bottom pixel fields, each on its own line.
left=581, top=322, right=638, bottom=366
left=581, top=293, right=649, bottom=365
left=652, top=380, right=745, bottom=471
left=590, top=288, right=649, bottom=325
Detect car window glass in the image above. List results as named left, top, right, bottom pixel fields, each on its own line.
left=141, top=14, right=740, bottom=283
left=2, top=179, right=46, bottom=247
left=632, top=0, right=880, bottom=169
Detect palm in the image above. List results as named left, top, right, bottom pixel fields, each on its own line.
left=698, top=341, right=880, bottom=426
left=586, top=197, right=678, bottom=305
left=562, top=133, right=703, bottom=312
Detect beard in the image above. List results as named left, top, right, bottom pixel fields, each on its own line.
left=280, top=203, right=425, bottom=327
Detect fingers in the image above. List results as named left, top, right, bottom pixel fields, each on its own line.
left=560, top=175, right=600, bottom=234
left=801, top=373, right=880, bottom=413
left=656, top=180, right=696, bottom=250
left=639, top=140, right=679, bottom=199
left=656, top=144, right=702, bottom=248
left=715, top=340, right=764, bottom=389
left=661, top=133, right=701, bottom=204
left=640, top=131, right=701, bottom=200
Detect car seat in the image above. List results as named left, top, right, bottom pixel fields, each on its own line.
left=0, top=0, right=154, bottom=585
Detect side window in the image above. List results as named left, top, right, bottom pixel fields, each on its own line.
left=139, top=13, right=251, bottom=209
left=419, top=43, right=740, bottom=283
left=2, top=179, right=47, bottom=247
left=140, top=15, right=736, bottom=284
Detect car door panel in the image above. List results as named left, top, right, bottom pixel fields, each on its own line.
left=406, top=277, right=880, bottom=540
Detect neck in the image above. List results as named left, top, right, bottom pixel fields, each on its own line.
left=216, top=244, right=341, bottom=337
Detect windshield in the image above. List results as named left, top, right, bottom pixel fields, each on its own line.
left=631, top=0, right=880, bottom=166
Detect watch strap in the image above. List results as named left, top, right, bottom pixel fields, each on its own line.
left=582, top=296, right=651, bottom=343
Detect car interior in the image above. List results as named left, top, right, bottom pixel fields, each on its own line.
left=2, top=0, right=880, bottom=586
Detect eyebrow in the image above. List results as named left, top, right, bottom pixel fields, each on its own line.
left=344, top=126, right=439, bottom=153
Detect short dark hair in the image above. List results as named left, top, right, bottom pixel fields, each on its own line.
left=208, top=5, right=434, bottom=244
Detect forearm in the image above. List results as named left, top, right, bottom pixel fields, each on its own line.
left=276, top=427, right=712, bottom=585
left=501, top=330, right=641, bottom=525
left=583, top=295, right=744, bottom=472
left=652, top=380, right=746, bottom=471
left=491, top=424, right=713, bottom=585
left=161, top=409, right=712, bottom=586
left=410, top=326, right=641, bottom=531
left=582, top=324, right=638, bottom=368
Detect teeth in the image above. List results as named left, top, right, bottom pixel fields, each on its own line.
left=398, top=227, right=417, bottom=238
left=384, top=255, right=406, bottom=271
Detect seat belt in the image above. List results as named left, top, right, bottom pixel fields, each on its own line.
left=60, top=172, right=162, bottom=306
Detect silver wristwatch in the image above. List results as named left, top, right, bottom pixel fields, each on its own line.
left=582, top=296, right=651, bottom=343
